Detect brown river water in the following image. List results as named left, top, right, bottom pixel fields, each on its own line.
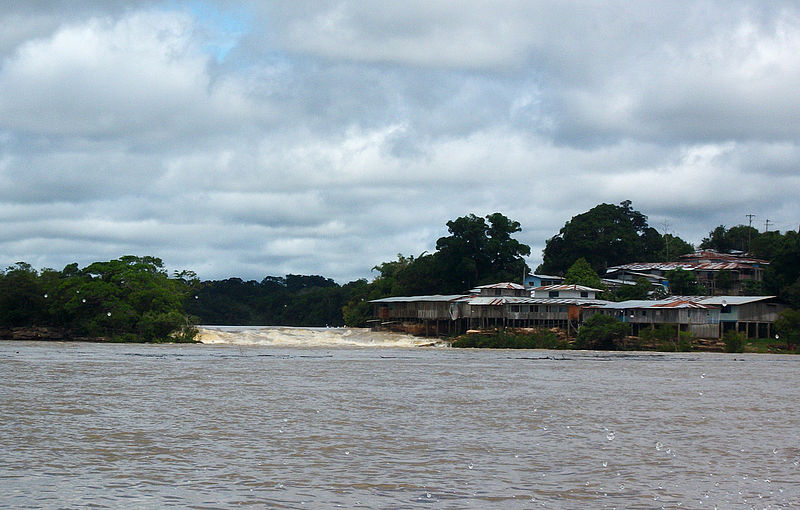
left=2, top=327, right=800, bottom=509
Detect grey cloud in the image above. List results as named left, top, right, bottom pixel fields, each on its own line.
left=1, top=2, right=799, bottom=283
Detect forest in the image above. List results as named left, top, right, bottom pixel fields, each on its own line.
left=2, top=201, right=799, bottom=340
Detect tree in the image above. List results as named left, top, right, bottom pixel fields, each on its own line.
left=774, top=309, right=800, bottom=351
left=436, top=212, right=530, bottom=292
left=539, top=201, right=666, bottom=275
left=764, top=231, right=800, bottom=308
left=701, top=224, right=761, bottom=254
left=576, top=314, right=628, bottom=350
left=0, top=263, right=49, bottom=327
left=563, top=258, right=604, bottom=289
left=0, top=257, right=197, bottom=342
left=485, top=212, right=531, bottom=282
left=665, top=268, right=701, bottom=295
left=436, top=214, right=490, bottom=291
left=700, top=225, right=731, bottom=252
left=615, top=277, right=653, bottom=301
left=660, top=234, right=694, bottom=261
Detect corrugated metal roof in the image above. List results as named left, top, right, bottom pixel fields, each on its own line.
left=370, top=294, right=470, bottom=303
left=588, top=295, right=777, bottom=310
left=689, top=295, right=776, bottom=306
left=474, top=282, right=526, bottom=290
left=679, top=250, right=769, bottom=265
left=467, top=296, right=610, bottom=306
left=652, top=300, right=712, bottom=309
left=607, top=261, right=764, bottom=272
left=533, top=284, right=603, bottom=292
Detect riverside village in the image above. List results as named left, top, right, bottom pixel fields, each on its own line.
left=370, top=249, right=787, bottom=349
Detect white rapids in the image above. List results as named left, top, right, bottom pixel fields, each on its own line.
left=195, top=326, right=446, bottom=348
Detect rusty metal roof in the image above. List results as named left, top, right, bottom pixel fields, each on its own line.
left=370, top=294, right=470, bottom=303
left=474, top=282, right=526, bottom=290
left=652, top=300, right=712, bottom=309
left=679, top=250, right=769, bottom=265
left=467, top=296, right=610, bottom=306
left=607, top=261, right=763, bottom=272
left=533, top=284, right=603, bottom=292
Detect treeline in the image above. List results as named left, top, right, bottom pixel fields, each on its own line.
left=0, top=256, right=197, bottom=342
left=184, top=275, right=358, bottom=327
left=3, top=201, right=799, bottom=339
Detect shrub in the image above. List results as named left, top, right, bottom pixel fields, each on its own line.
left=677, top=331, right=694, bottom=352
left=452, top=329, right=567, bottom=349
left=575, top=314, right=628, bottom=350
left=723, top=331, right=746, bottom=353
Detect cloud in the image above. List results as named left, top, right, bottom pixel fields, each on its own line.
left=1, top=2, right=799, bottom=283
left=0, top=10, right=253, bottom=141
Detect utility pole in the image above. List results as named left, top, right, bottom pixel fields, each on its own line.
left=765, top=219, right=771, bottom=233
left=663, top=220, right=670, bottom=261
left=746, top=214, right=755, bottom=253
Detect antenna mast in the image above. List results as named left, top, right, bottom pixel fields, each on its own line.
left=745, top=214, right=755, bottom=253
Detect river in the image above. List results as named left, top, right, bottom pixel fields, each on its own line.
left=2, top=327, right=799, bottom=508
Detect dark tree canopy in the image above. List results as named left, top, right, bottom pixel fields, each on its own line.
left=563, top=257, right=603, bottom=289
left=0, top=256, right=197, bottom=342
left=435, top=212, right=530, bottom=292
left=700, top=224, right=760, bottom=254
left=539, top=201, right=676, bottom=275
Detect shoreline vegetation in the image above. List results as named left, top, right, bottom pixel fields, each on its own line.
left=2, top=202, right=799, bottom=349
left=448, top=328, right=796, bottom=354
left=1, top=325, right=792, bottom=354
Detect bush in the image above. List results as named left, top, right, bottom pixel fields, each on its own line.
left=724, top=331, right=746, bottom=353
left=575, top=314, right=628, bottom=350
left=452, top=329, right=567, bottom=349
left=677, top=331, right=694, bottom=352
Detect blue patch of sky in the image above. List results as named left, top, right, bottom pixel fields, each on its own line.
left=160, top=0, right=251, bottom=63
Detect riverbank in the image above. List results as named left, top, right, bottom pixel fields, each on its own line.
left=0, top=327, right=199, bottom=343
left=448, top=327, right=796, bottom=354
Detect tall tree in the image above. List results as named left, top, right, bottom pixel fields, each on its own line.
left=436, top=212, right=530, bottom=291
left=539, top=201, right=660, bottom=275
left=563, top=258, right=604, bottom=289
left=700, top=224, right=761, bottom=253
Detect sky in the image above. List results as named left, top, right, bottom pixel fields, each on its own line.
left=1, top=1, right=799, bottom=283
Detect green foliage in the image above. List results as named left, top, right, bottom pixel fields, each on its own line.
left=575, top=314, right=628, bottom=350
left=563, top=257, right=604, bottom=289
left=436, top=212, right=530, bottom=292
left=714, top=270, right=734, bottom=292
left=700, top=224, right=764, bottom=255
left=665, top=268, right=702, bottom=295
left=677, top=332, right=694, bottom=352
left=723, top=331, right=746, bottom=353
left=0, top=263, right=50, bottom=327
left=615, top=277, right=653, bottom=301
left=451, top=329, right=566, bottom=349
left=661, top=234, right=694, bottom=261
left=641, top=324, right=677, bottom=343
left=775, top=308, right=800, bottom=351
left=187, top=274, right=350, bottom=327
left=751, top=230, right=786, bottom=260
left=0, top=256, right=197, bottom=342
left=643, top=326, right=693, bottom=351
left=764, top=231, right=800, bottom=308
left=539, top=201, right=677, bottom=275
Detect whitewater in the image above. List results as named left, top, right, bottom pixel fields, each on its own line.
left=195, top=325, right=447, bottom=348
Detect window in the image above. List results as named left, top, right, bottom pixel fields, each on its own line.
left=721, top=305, right=731, bottom=314
left=533, top=305, right=539, bottom=313
left=580, top=291, right=589, bottom=298
left=511, top=305, right=520, bottom=312
left=549, top=291, right=559, bottom=298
